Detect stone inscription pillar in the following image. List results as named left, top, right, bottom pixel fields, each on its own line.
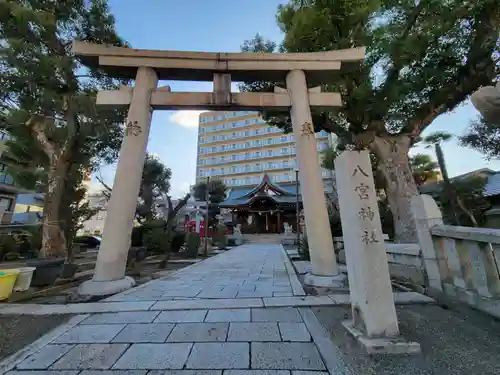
left=286, top=69, right=342, bottom=286
left=79, top=67, right=158, bottom=296
left=334, top=150, right=399, bottom=337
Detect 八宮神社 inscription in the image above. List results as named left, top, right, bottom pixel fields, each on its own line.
left=353, top=165, right=380, bottom=245
left=125, top=120, right=142, bottom=136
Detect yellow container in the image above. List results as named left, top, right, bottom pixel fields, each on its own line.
left=0, top=269, right=20, bottom=301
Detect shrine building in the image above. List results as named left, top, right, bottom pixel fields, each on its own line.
left=219, top=174, right=303, bottom=234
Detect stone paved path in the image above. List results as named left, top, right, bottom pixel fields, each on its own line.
left=2, top=244, right=335, bottom=374
left=107, top=243, right=298, bottom=302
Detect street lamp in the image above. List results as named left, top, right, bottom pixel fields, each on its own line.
left=295, top=168, right=300, bottom=247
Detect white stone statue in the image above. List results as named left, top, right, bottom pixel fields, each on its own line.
left=283, top=222, right=293, bottom=235
left=233, top=224, right=242, bottom=236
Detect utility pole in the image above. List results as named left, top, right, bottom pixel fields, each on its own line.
left=204, top=176, right=210, bottom=256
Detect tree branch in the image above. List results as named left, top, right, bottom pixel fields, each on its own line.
left=377, top=1, right=426, bottom=100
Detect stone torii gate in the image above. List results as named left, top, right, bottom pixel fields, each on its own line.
left=72, top=41, right=365, bottom=296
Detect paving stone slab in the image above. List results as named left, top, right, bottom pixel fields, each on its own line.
left=227, top=323, right=281, bottom=342
left=251, top=343, right=325, bottom=371
left=236, top=291, right=274, bottom=299
left=81, top=312, right=160, bottom=325
left=53, top=325, right=126, bottom=344
left=151, top=298, right=263, bottom=311
left=263, top=296, right=334, bottom=308
left=64, top=302, right=155, bottom=314
left=197, top=290, right=239, bottom=299
left=273, top=292, right=293, bottom=297
left=111, top=323, right=175, bottom=343
left=17, top=344, right=75, bottom=370
left=80, top=371, right=147, bottom=375
left=166, top=323, right=228, bottom=342
left=204, top=309, right=251, bottom=322
left=185, top=343, right=249, bottom=369
left=251, top=308, right=302, bottom=323
left=112, top=343, right=192, bottom=370
left=224, top=371, right=290, bottom=375
left=51, top=344, right=129, bottom=370
left=6, top=372, right=79, bottom=375
left=291, top=372, right=329, bottom=375
left=153, top=310, right=207, bottom=323
left=148, top=371, right=221, bottom=375
left=278, top=323, right=311, bottom=342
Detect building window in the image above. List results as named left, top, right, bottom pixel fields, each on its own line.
left=267, top=150, right=272, bottom=156
left=281, top=147, right=288, bottom=154
left=281, top=136, right=287, bottom=142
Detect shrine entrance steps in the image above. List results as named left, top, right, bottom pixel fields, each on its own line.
left=244, top=233, right=282, bottom=244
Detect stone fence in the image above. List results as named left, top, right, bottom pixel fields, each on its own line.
left=334, top=194, right=500, bottom=319
left=336, top=237, right=425, bottom=286
left=413, top=194, right=500, bottom=319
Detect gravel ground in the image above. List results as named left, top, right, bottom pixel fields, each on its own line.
left=0, top=314, right=70, bottom=361
left=313, top=304, right=500, bottom=375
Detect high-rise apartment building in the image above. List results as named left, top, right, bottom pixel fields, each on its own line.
left=196, top=111, right=335, bottom=191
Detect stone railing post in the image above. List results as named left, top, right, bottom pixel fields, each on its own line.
left=411, top=194, right=446, bottom=293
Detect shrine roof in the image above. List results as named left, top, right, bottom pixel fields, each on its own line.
left=220, top=174, right=302, bottom=208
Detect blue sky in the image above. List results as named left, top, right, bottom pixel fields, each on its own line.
left=96, top=0, right=500, bottom=198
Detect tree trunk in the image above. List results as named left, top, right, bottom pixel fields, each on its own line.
left=370, top=135, right=419, bottom=243
left=40, top=159, right=68, bottom=258
left=436, top=143, right=478, bottom=226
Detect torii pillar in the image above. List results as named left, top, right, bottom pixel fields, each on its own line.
left=284, top=70, right=344, bottom=287
left=78, top=67, right=158, bottom=296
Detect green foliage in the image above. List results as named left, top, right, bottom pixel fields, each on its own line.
left=144, top=228, right=170, bottom=254
left=0, top=0, right=128, bottom=258
left=378, top=197, right=395, bottom=239
left=136, top=154, right=172, bottom=222
left=213, top=223, right=228, bottom=249
left=171, top=231, right=185, bottom=253
left=0, top=234, right=18, bottom=260
left=320, top=146, right=340, bottom=171
left=241, top=0, right=499, bottom=241
left=440, top=176, right=490, bottom=226
left=185, top=232, right=201, bottom=258
left=409, top=154, right=439, bottom=186
left=328, top=205, right=342, bottom=237
left=460, top=117, right=500, bottom=160
left=130, top=226, right=145, bottom=247
left=422, top=132, right=453, bottom=147
left=193, top=179, right=227, bottom=203
left=298, top=236, right=310, bottom=261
